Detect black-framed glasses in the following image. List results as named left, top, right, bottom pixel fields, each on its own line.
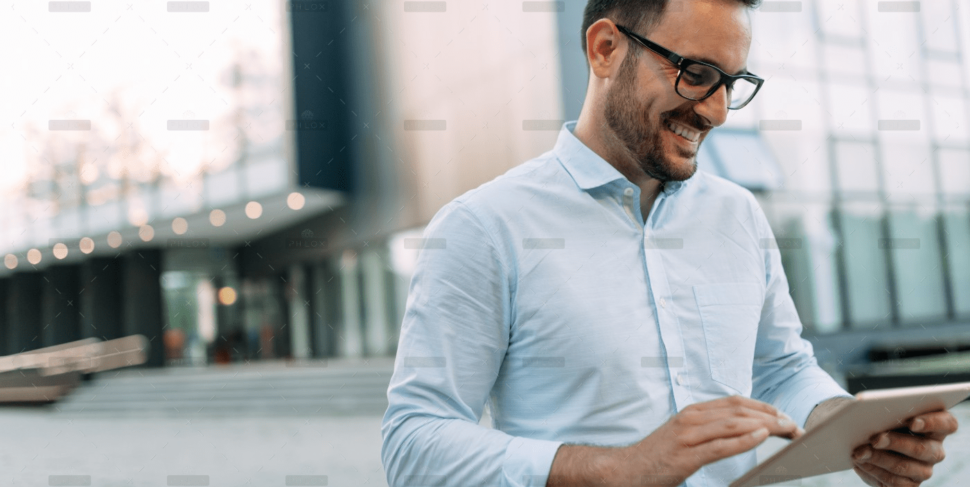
left=615, top=24, right=764, bottom=110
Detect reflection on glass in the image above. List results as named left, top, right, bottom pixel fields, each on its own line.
left=161, top=271, right=215, bottom=366
left=888, top=208, right=948, bottom=323
left=777, top=209, right=843, bottom=334
left=840, top=204, right=893, bottom=327
left=943, top=209, right=970, bottom=317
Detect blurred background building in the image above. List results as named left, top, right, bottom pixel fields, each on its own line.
left=1, top=0, right=968, bottom=387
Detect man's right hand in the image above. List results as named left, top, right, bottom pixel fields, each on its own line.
left=547, top=396, right=804, bottom=486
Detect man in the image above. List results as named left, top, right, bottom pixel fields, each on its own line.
left=381, top=0, right=959, bottom=485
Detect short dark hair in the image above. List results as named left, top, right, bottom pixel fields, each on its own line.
left=580, top=0, right=762, bottom=56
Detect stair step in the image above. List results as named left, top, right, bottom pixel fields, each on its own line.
left=54, top=360, right=395, bottom=414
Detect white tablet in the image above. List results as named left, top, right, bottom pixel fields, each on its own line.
left=729, top=381, right=970, bottom=487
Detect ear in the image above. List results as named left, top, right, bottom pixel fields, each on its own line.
left=585, top=19, right=626, bottom=81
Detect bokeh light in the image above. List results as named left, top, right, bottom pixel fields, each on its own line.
left=287, top=192, right=305, bottom=210
left=139, top=225, right=155, bottom=242
left=79, top=237, right=95, bottom=254
left=210, top=209, right=226, bottom=227
left=107, top=231, right=123, bottom=249
left=218, top=286, right=238, bottom=306
left=245, top=201, right=263, bottom=219
left=172, top=217, right=188, bottom=235
left=53, top=243, right=68, bottom=259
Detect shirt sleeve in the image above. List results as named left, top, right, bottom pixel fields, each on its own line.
left=380, top=200, right=564, bottom=487
left=748, top=202, right=854, bottom=429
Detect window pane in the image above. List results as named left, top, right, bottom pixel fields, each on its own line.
left=882, top=141, right=935, bottom=198
left=828, top=83, right=873, bottom=135
left=920, top=0, right=958, bottom=53
left=815, top=0, right=864, bottom=40
left=750, top=8, right=817, bottom=72
left=835, top=140, right=879, bottom=193
left=868, top=4, right=922, bottom=84
left=939, top=149, right=970, bottom=196
left=824, top=43, right=867, bottom=79
left=771, top=204, right=844, bottom=334
left=927, top=59, right=964, bottom=90
left=888, top=208, right=948, bottom=323
left=943, top=209, right=970, bottom=317
left=840, top=203, right=893, bottom=327
left=930, top=95, right=968, bottom=145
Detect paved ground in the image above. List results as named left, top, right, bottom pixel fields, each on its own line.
left=1, top=402, right=968, bottom=486
left=0, top=409, right=388, bottom=487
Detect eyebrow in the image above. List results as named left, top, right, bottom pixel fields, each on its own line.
left=693, top=56, right=749, bottom=76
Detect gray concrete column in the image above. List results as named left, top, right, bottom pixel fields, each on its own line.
left=287, top=265, right=311, bottom=359
left=123, top=250, right=165, bottom=367
left=272, top=276, right=292, bottom=359
left=310, top=261, right=340, bottom=358
left=6, top=272, right=43, bottom=354
left=360, top=248, right=389, bottom=356
left=79, top=257, right=124, bottom=341
left=42, top=265, right=81, bottom=348
left=338, top=251, right=363, bottom=358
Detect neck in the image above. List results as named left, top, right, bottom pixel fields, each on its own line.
left=573, top=112, right=665, bottom=218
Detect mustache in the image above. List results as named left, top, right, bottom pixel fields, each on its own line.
left=660, top=111, right=709, bottom=132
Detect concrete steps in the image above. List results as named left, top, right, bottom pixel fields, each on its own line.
left=54, top=358, right=394, bottom=416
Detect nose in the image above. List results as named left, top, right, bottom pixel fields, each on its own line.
left=693, top=84, right=730, bottom=128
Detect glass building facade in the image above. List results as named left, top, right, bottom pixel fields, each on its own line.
left=2, top=0, right=968, bottom=369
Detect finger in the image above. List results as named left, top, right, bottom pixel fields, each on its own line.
left=909, top=410, right=959, bottom=440
left=869, top=430, right=945, bottom=464
left=852, top=466, right=883, bottom=487
left=681, top=416, right=800, bottom=446
left=854, top=461, right=921, bottom=487
left=696, top=395, right=786, bottom=418
left=691, top=427, right=771, bottom=466
left=856, top=447, right=933, bottom=483
left=680, top=404, right=803, bottom=439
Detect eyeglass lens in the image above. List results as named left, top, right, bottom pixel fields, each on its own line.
left=677, top=63, right=758, bottom=108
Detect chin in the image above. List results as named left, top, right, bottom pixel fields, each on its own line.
left=660, top=152, right=699, bottom=182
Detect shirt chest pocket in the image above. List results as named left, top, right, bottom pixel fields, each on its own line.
left=692, top=283, right=764, bottom=396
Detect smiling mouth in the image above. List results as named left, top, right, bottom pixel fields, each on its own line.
left=665, top=121, right=701, bottom=143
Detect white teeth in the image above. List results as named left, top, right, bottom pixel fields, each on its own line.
left=667, top=122, right=699, bottom=142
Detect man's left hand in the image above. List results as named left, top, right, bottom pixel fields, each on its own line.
left=851, top=410, right=959, bottom=486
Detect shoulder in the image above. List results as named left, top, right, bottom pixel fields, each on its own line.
left=442, top=150, right=566, bottom=225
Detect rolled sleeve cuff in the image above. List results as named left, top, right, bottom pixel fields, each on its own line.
left=774, top=368, right=854, bottom=429
left=502, top=436, right=565, bottom=487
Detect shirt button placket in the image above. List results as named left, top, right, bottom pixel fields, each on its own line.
left=622, top=187, right=638, bottom=227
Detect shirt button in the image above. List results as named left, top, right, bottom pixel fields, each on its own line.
left=624, top=187, right=634, bottom=196
left=676, top=374, right=685, bottom=386
left=660, top=297, right=666, bottom=309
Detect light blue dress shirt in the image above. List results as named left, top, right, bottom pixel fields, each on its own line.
left=381, top=121, right=853, bottom=487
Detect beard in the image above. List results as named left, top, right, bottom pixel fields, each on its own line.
left=603, top=49, right=705, bottom=183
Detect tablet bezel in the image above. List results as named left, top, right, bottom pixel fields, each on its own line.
left=728, top=381, right=970, bottom=487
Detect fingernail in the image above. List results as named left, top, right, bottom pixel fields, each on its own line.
left=777, top=411, right=792, bottom=421
left=873, top=433, right=890, bottom=449
left=778, top=418, right=794, bottom=428
left=853, top=448, right=872, bottom=462
left=912, top=418, right=925, bottom=432
left=750, top=427, right=768, bottom=438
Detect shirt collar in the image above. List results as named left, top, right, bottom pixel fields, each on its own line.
left=554, top=120, right=690, bottom=196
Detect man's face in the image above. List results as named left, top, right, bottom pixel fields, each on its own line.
left=603, top=0, right=752, bottom=182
